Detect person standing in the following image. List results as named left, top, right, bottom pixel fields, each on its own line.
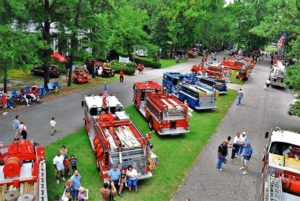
left=50, top=117, right=57, bottom=136
left=119, top=69, right=124, bottom=83
left=70, top=155, right=78, bottom=172
left=239, top=131, right=247, bottom=155
left=217, top=140, right=228, bottom=171
left=236, top=89, right=244, bottom=105
left=108, top=164, right=120, bottom=191
left=100, top=182, right=116, bottom=201
left=18, top=121, right=28, bottom=140
left=137, top=64, right=143, bottom=74
left=53, top=151, right=65, bottom=184
left=265, top=80, right=271, bottom=90
left=241, top=142, right=253, bottom=175
left=231, top=132, right=241, bottom=159
left=12, top=115, right=20, bottom=139
left=62, top=179, right=73, bottom=201
left=71, top=170, right=81, bottom=199
left=118, top=168, right=127, bottom=196
left=126, top=165, right=138, bottom=193
left=64, top=156, right=71, bottom=177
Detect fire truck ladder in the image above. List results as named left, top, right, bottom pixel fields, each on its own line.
left=264, top=175, right=283, bottom=201
left=38, top=160, right=48, bottom=201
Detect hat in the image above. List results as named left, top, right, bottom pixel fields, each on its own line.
left=79, top=187, right=85, bottom=192
left=242, top=131, right=246, bottom=135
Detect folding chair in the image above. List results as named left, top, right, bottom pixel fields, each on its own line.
left=11, top=90, right=19, bottom=99
left=53, top=81, right=60, bottom=88
left=39, top=84, right=47, bottom=96
left=24, top=86, right=31, bottom=93
left=47, top=82, right=54, bottom=92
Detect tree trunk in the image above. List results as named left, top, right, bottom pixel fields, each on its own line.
left=3, top=66, right=8, bottom=93
left=42, top=0, right=51, bottom=89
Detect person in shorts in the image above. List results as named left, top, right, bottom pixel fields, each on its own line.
left=50, top=117, right=57, bottom=136
left=126, top=165, right=138, bottom=193
left=53, top=151, right=65, bottom=184
left=240, top=142, right=253, bottom=175
left=118, top=168, right=127, bottom=196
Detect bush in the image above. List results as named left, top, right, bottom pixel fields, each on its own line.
left=110, top=65, right=135, bottom=75
left=110, top=60, right=119, bottom=65
left=134, top=57, right=161, bottom=69
left=126, top=61, right=138, bottom=68
left=288, top=100, right=300, bottom=117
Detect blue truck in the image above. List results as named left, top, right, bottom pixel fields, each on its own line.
left=185, top=74, right=227, bottom=94
left=162, top=72, right=217, bottom=110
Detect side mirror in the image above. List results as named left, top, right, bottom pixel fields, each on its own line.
left=265, top=132, right=269, bottom=139
left=81, top=101, right=84, bottom=107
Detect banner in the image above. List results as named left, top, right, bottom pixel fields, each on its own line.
left=119, top=56, right=130, bottom=63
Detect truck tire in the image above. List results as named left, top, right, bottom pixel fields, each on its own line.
left=148, top=117, right=153, bottom=129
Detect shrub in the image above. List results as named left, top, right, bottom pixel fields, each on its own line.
left=288, top=100, right=300, bottom=117
left=126, top=61, right=138, bottom=68
left=134, top=57, right=161, bottom=69
left=110, top=60, right=119, bottom=65
left=110, top=65, right=135, bottom=75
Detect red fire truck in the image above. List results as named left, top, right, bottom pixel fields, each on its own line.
left=82, top=94, right=157, bottom=181
left=133, top=81, right=189, bottom=136
left=0, top=140, right=48, bottom=201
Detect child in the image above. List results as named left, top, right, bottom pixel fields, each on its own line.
left=50, top=117, right=57, bottom=136
left=64, top=156, right=71, bottom=177
left=118, top=168, right=127, bottom=196
left=70, top=155, right=78, bottom=171
left=78, top=187, right=87, bottom=201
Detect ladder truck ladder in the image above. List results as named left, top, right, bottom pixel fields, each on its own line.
left=39, top=160, right=48, bottom=201
left=265, top=175, right=283, bottom=201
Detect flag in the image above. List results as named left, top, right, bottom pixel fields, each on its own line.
left=102, top=85, right=108, bottom=110
left=277, top=34, right=285, bottom=50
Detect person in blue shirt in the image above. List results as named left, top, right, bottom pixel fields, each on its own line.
left=71, top=170, right=81, bottom=199
left=240, top=142, right=253, bottom=175
left=109, top=164, right=120, bottom=199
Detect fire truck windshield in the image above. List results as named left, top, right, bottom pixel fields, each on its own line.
left=270, top=142, right=300, bottom=159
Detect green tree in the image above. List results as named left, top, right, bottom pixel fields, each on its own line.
left=0, top=25, right=39, bottom=93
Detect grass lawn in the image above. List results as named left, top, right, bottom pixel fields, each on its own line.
left=229, top=70, right=245, bottom=85
left=46, top=89, right=236, bottom=201
left=159, top=59, right=188, bottom=68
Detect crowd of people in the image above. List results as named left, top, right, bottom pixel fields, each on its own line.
left=217, top=131, right=253, bottom=175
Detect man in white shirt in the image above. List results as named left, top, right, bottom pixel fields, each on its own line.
left=50, top=117, right=57, bottom=136
left=231, top=132, right=241, bottom=159
left=53, top=151, right=65, bottom=184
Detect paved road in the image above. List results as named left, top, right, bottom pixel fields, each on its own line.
left=173, top=59, right=300, bottom=201
left=1, top=57, right=212, bottom=146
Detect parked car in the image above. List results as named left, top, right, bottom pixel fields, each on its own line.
left=31, top=64, right=60, bottom=78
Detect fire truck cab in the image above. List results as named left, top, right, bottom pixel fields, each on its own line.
left=162, top=73, right=217, bottom=110
left=262, top=128, right=300, bottom=201
left=133, top=81, right=189, bottom=135
left=82, top=94, right=157, bottom=182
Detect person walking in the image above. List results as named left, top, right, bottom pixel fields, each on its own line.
left=137, top=64, right=143, bottom=74
left=217, top=140, right=228, bottom=171
left=53, top=151, right=65, bottom=184
left=119, top=69, right=124, bottom=83
left=236, top=89, right=244, bottom=105
left=12, top=115, right=20, bottom=139
left=100, top=182, right=117, bottom=201
left=264, top=80, right=271, bottom=90
left=240, top=142, right=253, bottom=175
left=126, top=165, right=138, bottom=193
left=18, top=121, right=28, bottom=140
left=50, top=117, right=57, bottom=136
left=231, top=132, right=241, bottom=159
left=71, top=170, right=81, bottom=199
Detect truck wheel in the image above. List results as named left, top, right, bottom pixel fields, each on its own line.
left=148, top=117, right=153, bottom=129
